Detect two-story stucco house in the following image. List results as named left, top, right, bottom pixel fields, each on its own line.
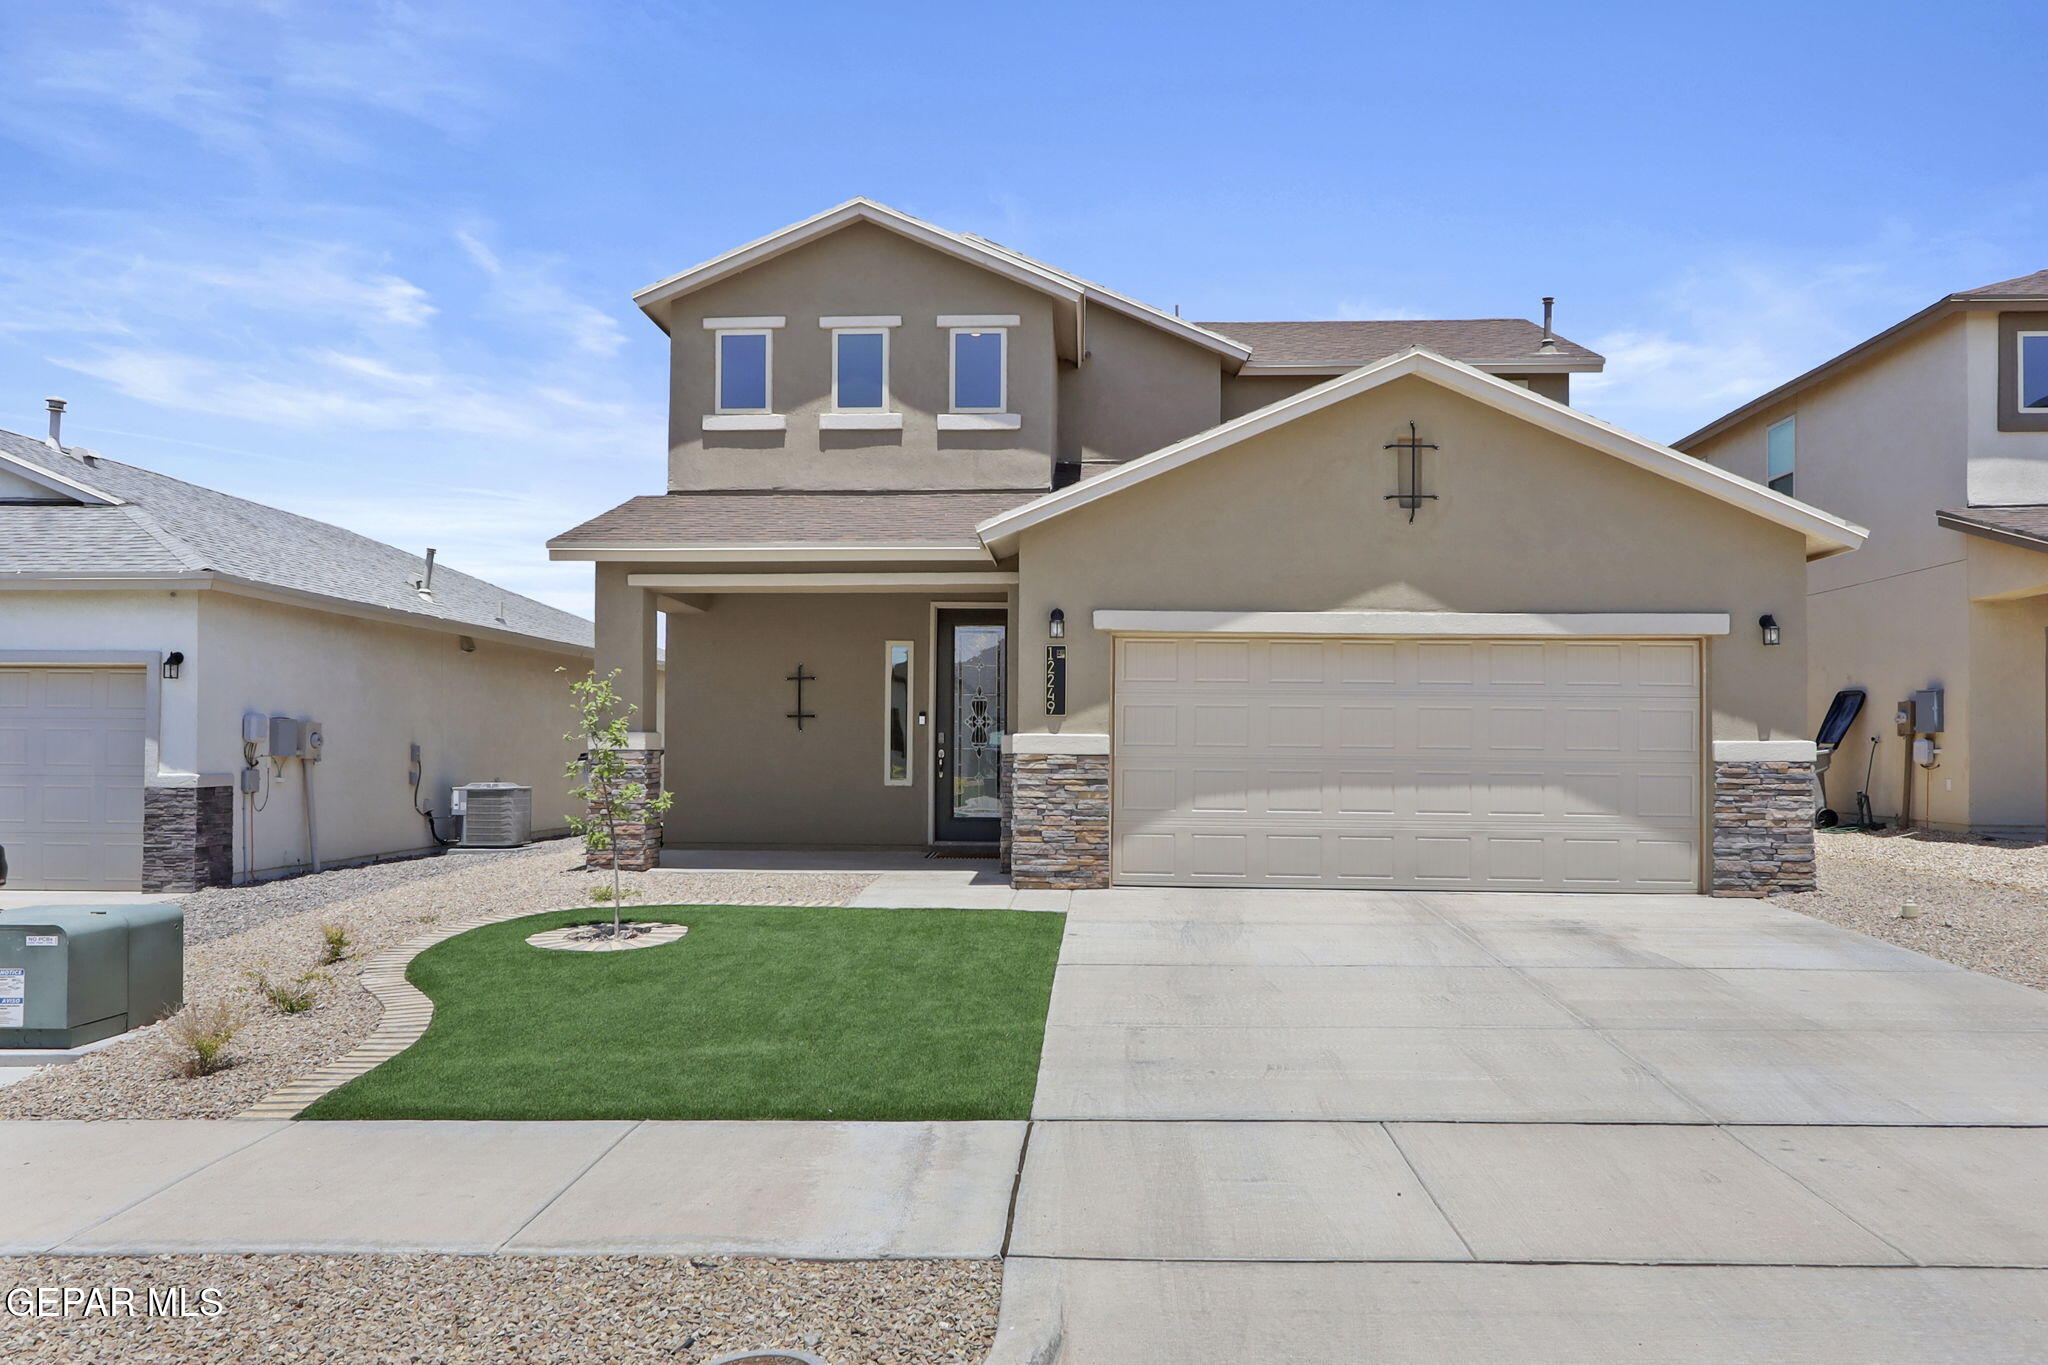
left=1679, top=270, right=2048, bottom=837
left=550, top=198, right=1865, bottom=896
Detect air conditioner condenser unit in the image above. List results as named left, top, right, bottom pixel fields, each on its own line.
left=453, top=783, right=532, bottom=848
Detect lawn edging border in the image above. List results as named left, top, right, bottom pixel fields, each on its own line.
left=236, top=904, right=565, bottom=1120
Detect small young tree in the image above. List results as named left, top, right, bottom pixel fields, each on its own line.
left=564, top=669, right=674, bottom=936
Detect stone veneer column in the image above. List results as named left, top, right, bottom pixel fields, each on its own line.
left=1009, top=750, right=1111, bottom=890
left=142, top=784, right=234, bottom=892
left=585, top=746, right=664, bottom=872
left=1711, top=756, right=1817, bottom=897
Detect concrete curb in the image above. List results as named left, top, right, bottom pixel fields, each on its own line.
left=236, top=905, right=564, bottom=1120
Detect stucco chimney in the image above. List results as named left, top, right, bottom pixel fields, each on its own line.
left=44, top=397, right=66, bottom=449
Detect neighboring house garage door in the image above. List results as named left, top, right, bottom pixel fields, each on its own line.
left=1112, top=636, right=1702, bottom=892
left=0, top=668, right=147, bottom=891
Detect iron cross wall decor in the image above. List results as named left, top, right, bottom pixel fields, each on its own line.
left=1384, top=421, right=1439, bottom=522
left=785, top=664, right=816, bottom=730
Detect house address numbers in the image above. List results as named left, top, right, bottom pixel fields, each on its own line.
left=1045, top=645, right=1066, bottom=716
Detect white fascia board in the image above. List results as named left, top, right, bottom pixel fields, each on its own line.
left=0, top=571, right=215, bottom=590
left=701, top=316, right=786, bottom=329
left=975, top=348, right=1868, bottom=561
left=628, top=571, right=1018, bottom=592
left=962, top=233, right=1253, bottom=364
left=549, top=543, right=997, bottom=565
left=1238, top=356, right=1603, bottom=378
left=636, top=199, right=1082, bottom=317
left=937, top=314, right=1021, bottom=328
left=0, top=449, right=122, bottom=504
left=818, top=315, right=902, bottom=328
left=1092, top=610, right=1733, bottom=638
left=1713, top=739, right=1819, bottom=761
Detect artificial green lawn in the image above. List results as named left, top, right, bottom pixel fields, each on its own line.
left=299, top=905, right=1065, bottom=1122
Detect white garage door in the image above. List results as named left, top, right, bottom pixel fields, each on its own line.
left=1113, top=636, right=1701, bottom=892
left=0, top=668, right=147, bottom=891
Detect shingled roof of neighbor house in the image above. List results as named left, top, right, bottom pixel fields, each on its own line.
left=0, top=425, right=593, bottom=651
left=550, top=489, right=1041, bottom=550
left=1957, top=268, right=2048, bottom=298
left=1199, top=318, right=1603, bottom=369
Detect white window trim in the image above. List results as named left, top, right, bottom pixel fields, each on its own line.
left=818, top=315, right=901, bottom=329
left=883, top=640, right=915, bottom=786
left=700, top=316, right=786, bottom=329
left=1766, top=415, right=1796, bottom=492
left=948, top=326, right=1008, bottom=414
left=936, top=413, right=1021, bottom=431
left=703, top=414, right=787, bottom=432
left=2019, top=331, right=2048, bottom=411
left=831, top=327, right=891, bottom=413
left=713, top=328, right=775, bottom=415
left=820, top=412, right=903, bottom=430
left=937, top=314, right=1020, bottom=328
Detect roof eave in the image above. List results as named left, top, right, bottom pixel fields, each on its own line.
left=547, top=542, right=997, bottom=565
left=1239, top=355, right=1603, bottom=378
left=1935, top=509, right=2048, bottom=555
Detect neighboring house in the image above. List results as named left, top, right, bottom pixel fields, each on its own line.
left=1678, top=270, right=2048, bottom=837
left=0, top=413, right=595, bottom=892
left=551, top=198, right=1864, bottom=896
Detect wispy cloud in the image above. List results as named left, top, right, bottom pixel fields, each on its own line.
left=455, top=226, right=626, bottom=358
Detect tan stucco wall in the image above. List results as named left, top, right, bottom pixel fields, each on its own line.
left=1013, top=374, right=1810, bottom=745
left=662, top=591, right=1003, bottom=846
left=195, top=593, right=586, bottom=877
left=659, top=222, right=1058, bottom=492
left=1967, top=590, right=2048, bottom=831
left=1058, top=305, right=1223, bottom=465
left=1221, top=374, right=1322, bottom=421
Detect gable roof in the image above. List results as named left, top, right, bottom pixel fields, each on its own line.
left=0, top=427, right=594, bottom=653
left=632, top=197, right=1252, bottom=366
left=1675, top=268, right=2048, bottom=450
left=550, top=489, right=1031, bottom=560
left=1203, top=319, right=1602, bottom=373
left=976, top=348, right=1866, bottom=562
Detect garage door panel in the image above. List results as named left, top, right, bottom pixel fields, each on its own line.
left=0, top=667, right=146, bottom=891
left=1112, top=638, right=1700, bottom=892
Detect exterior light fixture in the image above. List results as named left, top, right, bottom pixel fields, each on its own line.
left=161, top=651, right=184, bottom=679
left=1759, top=614, right=1781, bottom=647
left=1048, top=608, right=1066, bottom=639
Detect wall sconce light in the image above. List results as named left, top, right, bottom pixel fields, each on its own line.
left=1759, top=614, right=1780, bottom=647
left=161, top=651, right=184, bottom=679
left=1048, top=608, right=1066, bottom=639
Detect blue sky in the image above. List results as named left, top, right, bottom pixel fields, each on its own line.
left=1, top=1, right=2040, bottom=613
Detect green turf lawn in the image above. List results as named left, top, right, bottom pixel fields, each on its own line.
left=298, top=905, right=1065, bottom=1122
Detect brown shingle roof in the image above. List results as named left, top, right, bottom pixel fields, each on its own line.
left=1959, top=269, right=2048, bottom=299
left=549, top=489, right=1043, bottom=548
left=1936, top=506, right=2048, bottom=551
left=1197, top=319, right=1602, bottom=368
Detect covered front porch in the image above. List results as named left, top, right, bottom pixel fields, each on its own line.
left=587, top=562, right=1025, bottom=872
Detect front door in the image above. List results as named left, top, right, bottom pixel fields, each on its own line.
left=934, top=609, right=1007, bottom=843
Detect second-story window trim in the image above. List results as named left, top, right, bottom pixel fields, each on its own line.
left=945, top=324, right=1010, bottom=416
left=714, top=327, right=775, bottom=416
left=830, top=327, right=891, bottom=412
left=2019, top=330, right=2048, bottom=411
left=1765, top=415, right=1796, bottom=497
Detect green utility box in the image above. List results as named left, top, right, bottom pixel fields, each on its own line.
left=0, top=904, right=184, bottom=1049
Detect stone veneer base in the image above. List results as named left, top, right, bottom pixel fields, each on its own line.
left=1711, top=758, right=1818, bottom=897
left=585, top=747, right=664, bottom=873
left=1009, top=750, right=1111, bottom=890
left=141, top=784, right=234, bottom=892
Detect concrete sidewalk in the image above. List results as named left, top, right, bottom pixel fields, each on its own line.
left=1, top=1119, right=1024, bottom=1258
left=992, top=887, right=2048, bottom=1363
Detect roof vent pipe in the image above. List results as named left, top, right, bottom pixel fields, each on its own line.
left=414, top=547, right=438, bottom=599
left=44, top=397, right=66, bottom=450
left=1539, top=298, right=1556, bottom=350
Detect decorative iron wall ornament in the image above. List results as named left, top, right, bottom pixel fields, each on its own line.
left=1384, top=421, right=1438, bottom=522
left=785, top=664, right=816, bottom=729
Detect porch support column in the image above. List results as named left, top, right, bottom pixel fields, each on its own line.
left=589, top=564, right=663, bottom=872
left=1709, top=740, right=1817, bottom=896
left=1007, top=734, right=1112, bottom=890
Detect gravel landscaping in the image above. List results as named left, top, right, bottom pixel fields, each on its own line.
left=0, top=842, right=876, bottom=1120
left=1778, top=829, right=2048, bottom=989
left=0, top=1254, right=999, bottom=1364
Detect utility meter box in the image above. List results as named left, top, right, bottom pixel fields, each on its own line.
left=0, top=904, right=184, bottom=1049
left=1911, top=688, right=1946, bottom=734
left=268, top=715, right=301, bottom=757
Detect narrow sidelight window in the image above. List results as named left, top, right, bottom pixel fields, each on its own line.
left=1766, top=415, right=1795, bottom=496
left=834, top=329, right=889, bottom=411
left=950, top=328, right=1006, bottom=412
left=716, top=330, right=772, bottom=413
left=884, top=641, right=914, bottom=785
left=2021, top=333, right=2048, bottom=411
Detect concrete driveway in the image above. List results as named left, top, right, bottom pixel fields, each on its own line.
left=992, top=889, right=2048, bottom=1363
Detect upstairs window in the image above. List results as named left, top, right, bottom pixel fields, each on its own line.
left=715, top=330, right=773, bottom=413
left=1766, top=415, right=1796, bottom=496
left=833, top=329, right=889, bottom=411
left=2021, top=332, right=2048, bottom=411
left=950, top=328, right=1007, bottom=412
